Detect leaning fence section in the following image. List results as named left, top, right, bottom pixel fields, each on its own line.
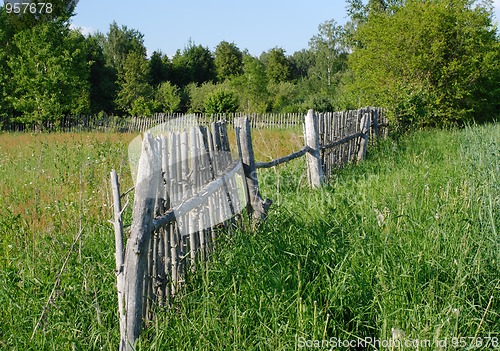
left=111, top=120, right=249, bottom=351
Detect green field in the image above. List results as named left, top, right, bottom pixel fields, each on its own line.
left=0, top=124, right=498, bottom=350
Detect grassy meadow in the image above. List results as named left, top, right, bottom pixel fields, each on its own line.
left=0, top=123, right=498, bottom=350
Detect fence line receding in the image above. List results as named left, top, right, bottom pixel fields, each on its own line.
left=110, top=107, right=387, bottom=350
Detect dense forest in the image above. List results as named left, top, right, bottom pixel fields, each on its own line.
left=0, top=0, right=499, bottom=129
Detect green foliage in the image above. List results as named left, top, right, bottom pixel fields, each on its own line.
left=184, top=43, right=216, bottom=85
left=0, top=8, right=12, bottom=123
left=155, top=81, right=181, bottom=113
left=289, top=49, right=315, bottom=80
left=262, top=47, right=292, bottom=83
left=129, top=96, right=154, bottom=116
left=82, top=23, right=147, bottom=117
left=148, top=50, right=170, bottom=87
left=115, top=51, right=153, bottom=115
left=171, top=41, right=216, bottom=87
left=85, top=34, right=118, bottom=114
left=204, top=89, right=239, bottom=114
left=267, top=81, right=299, bottom=112
left=4, top=0, right=78, bottom=33
left=214, top=41, right=243, bottom=81
left=345, top=0, right=500, bottom=127
left=102, top=21, right=146, bottom=75
left=2, top=1, right=499, bottom=124
left=7, top=21, right=90, bottom=126
left=185, top=81, right=218, bottom=113
left=230, top=55, right=269, bottom=113
left=308, top=20, right=348, bottom=93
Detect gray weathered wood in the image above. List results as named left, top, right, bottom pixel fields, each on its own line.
left=188, top=127, right=199, bottom=270
left=153, top=160, right=244, bottom=229
left=123, top=133, right=160, bottom=350
left=357, top=112, right=371, bottom=162
left=303, top=110, right=324, bottom=188
left=110, top=169, right=126, bottom=351
left=112, top=109, right=388, bottom=350
left=255, top=146, right=312, bottom=169
left=321, top=132, right=364, bottom=151
left=234, top=116, right=272, bottom=221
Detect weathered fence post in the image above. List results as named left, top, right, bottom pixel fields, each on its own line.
left=303, top=109, right=324, bottom=188
left=357, top=110, right=371, bottom=162
left=110, top=169, right=126, bottom=351
left=123, top=133, right=161, bottom=350
left=234, top=116, right=271, bottom=222
left=371, top=107, right=379, bottom=139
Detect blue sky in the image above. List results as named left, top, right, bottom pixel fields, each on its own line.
left=70, top=0, right=500, bottom=58
left=70, top=0, right=350, bottom=57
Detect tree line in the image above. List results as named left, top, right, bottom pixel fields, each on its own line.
left=0, top=0, right=499, bottom=129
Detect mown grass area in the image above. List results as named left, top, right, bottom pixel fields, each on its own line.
left=0, top=124, right=498, bottom=350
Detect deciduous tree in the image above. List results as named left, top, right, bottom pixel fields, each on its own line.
left=345, top=0, right=500, bottom=126
left=102, top=21, right=146, bottom=75
left=85, top=34, right=117, bottom=114
left=289, top=49, right=315, bottom=80
left=171, top=41, right=216, bottom=87
left=308, top=20, right=348, bottom=92
left=115, top=51, right=153, bottom=115
left=215, top=41, right=243, bottom=81
left=8, top=21, right=90, bottom=127
left=262, top=47, right=291, bottom=83
left=231, top=54, right=269, bottom=113
left=0, top=7, right=12, bottom=124
left=204, top=89, right=239, bottom=114
left=148, top=50, right=170, bottom=87
left=155, top=81, right=181, bottom=113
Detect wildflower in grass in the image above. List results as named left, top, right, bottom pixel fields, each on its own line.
left=375, top=208, right=384, bottom=226
left=375, top=207, right=389, bottom=227
left=391, top=327, right=405, bottom=340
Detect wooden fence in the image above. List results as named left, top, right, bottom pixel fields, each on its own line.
left=318, top=107, right=387, bottom=180
left=111, top=121, right=266, bottom=351
left=4, top=112, right=304, bottom=132
left=110, top=108, right=386, bottom=350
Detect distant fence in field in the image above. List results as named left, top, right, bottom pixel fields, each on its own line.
left=3, top=112, right=305, bottom=132
left=110, top=108, right=387, bottom=350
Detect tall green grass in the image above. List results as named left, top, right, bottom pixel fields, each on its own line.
left=0, top=133, right=134, bottom=350
left=0, top=124, right=498, bottom=350
left=137, top=124, right=499, bottom=350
